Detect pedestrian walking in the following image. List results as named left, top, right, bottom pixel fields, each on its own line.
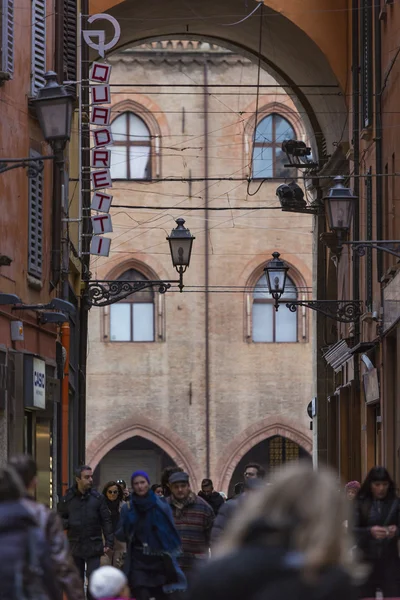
left=0, top=464, right=59, bottom=600
left=353, top=466, right=400, bottom=598
left=102, top=481, right=126, bottom=567
left=9, top=454, right=84, bottom=600
left=167, top=471, right=214, bottom=577
left=57, top=465, right=114, bottom=600
left=152, top=483, right=164, bottom=497
left=116, top=470, right=187, bottom=600
left=198, top=478, right=224, bottom=515
left=89, top=566, right=130, bottom=600
left=211, top=471, right=264, bottom=546
left=189, top=463, right=355, bottom=600
left=117, top=480, right=130, bottom=501
left=345, top=481, right=361, bottom=501
left=161, top=466, right=183, bottom=498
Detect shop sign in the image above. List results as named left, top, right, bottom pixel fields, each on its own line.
left=82, top=15, right=121, bottom=257
left=33, top=358, right=46, bottom=409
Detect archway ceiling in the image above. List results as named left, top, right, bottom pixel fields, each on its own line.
left=89, top=0, right=348, bottom=156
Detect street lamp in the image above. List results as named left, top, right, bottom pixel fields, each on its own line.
left=167, top=218, right=195, bottom=288
left=0, top=71, right=74, bottom=177
left=264, top=252, right=289, bottom=308
left=31, top=71, right=74, bottom=152
left=85, top=219, right=196, bottom=307
left=324, top=176, right=357, bottom=243
left=263, top=251, right=363, bottom=322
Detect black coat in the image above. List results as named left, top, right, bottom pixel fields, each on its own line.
left=57, top=487, right=113, bottom=559
left=210, top=496, right=240, bottom=546
left=190, top=544, right=356, bottom=600
left=353, top=495, right=400, bottom=562
left=0, top=501, right=57, bottom=600
left=198, top=491, right=224, bottom=515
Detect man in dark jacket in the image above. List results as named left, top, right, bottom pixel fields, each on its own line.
left=58, top=465, right=114, bottom=600
left=198, top=478, right=224, bottom=515
left=9, top=454, right=84, bottom=600
left=211, top=465, right=265, bottom=546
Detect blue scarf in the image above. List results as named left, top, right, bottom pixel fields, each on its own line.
left=126, top=490, right=182, bottom=554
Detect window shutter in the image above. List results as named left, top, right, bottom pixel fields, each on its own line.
left=365, top=168, right=373, bottom=311
left=31, top=0, right=46, bottom=94
left=63, top=0, right=77, bottom=81
left=1, top=0, right=14, bottom=76
left=28, top=150, right=44, bottom=278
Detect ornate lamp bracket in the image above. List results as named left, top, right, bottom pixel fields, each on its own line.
left=342, top=240, right=400, bottom=260
left=0, top=155, right=55, bottom=178
left=84, top=279, right=183, bottom=308
left=276, top=299, right=363, bottom=323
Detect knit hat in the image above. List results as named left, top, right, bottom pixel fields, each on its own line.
left=169, top=471, right=189, bottom=485
left=89, top=566, right=127, bottom=599
left=345, top=480, right=361, bottom=491
left=131, top=470, right=150, bottom=484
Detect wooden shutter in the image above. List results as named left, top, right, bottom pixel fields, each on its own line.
left=28, top=150, right=44, bottom=278
left=365, top=168, right=373, bottom=311
left=63, top=0, right=77, bottom=81
left=31, top=0, right=46, bottom=94
left=1, top=0, right=14, bottom=75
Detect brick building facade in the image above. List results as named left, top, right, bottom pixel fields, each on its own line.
left=85, top=42, right=313, bottom=492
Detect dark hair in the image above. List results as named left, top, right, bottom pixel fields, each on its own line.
left=201, top=478, right=213, bottom=488
left=116, top=479, right=126, bottom=490
left=161, top=466, right=183, bottom=497
left=102, top=481, right=124, bottom=502
left=151, top=483, right=162, bottom=492
left=244, top=463, right=265, bottom=480
left=234, top=482, right=245, bottom=496
left=8, top=454, right=37, bottom=488
left=0, top=466, right=24, bottom=502
left=75, top=465, right=92, bottom=479
left=359, top=466, right=396, bottom=500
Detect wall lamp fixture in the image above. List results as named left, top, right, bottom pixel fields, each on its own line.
left=264, top=252, right=363, bottom=323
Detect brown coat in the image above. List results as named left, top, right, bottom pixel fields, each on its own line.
left=22, top=498, right=85, bottom=600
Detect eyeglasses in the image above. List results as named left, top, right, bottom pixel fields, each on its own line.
left=107, top=489, right=118, bottom=495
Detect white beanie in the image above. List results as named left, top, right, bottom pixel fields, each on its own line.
left=89, top=566, right=128, bottom=599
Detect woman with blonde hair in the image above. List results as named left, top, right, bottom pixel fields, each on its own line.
left=190, top=463, right=356, bottom=600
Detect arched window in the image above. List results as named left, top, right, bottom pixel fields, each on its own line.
left=110, top=269, right=155, bottom=342
left=252, top=274, right=297, bottom=342
left=110, top=112, right=151, bottom=180
left=252, top=114, right=295, bottom=179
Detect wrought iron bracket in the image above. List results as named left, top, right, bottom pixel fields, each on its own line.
left=341, top=240, right=400, bottom=259
left=84, top=278, right=182, bottom=308
left=0, top=155, right=55, bottom=178
left=276, top=299, right=364, bottom=323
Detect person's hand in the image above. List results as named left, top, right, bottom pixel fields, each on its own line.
left=371, top=526, right=388, bottom=539
left=387, top=525, right=397, bottom=538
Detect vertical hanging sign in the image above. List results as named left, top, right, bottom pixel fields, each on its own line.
left=82, top=14, right=121, bottom=257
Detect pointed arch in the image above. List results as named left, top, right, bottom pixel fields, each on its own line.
left=215, top=415, right=312, bottom=491
left=86, top=415, right=202, bottom=490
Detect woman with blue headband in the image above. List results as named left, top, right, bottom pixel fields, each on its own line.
left=116, top=470, right=187, bottom=600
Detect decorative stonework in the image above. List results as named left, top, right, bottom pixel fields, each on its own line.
left=214, top=415, right=313, bottom=491
left=86, top=414, right=202, bottom=490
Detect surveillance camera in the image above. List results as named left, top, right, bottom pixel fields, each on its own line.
left=372, top=310, right=379, bottom=322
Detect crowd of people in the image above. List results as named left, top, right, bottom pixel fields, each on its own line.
left=1, top=455, right=400, bottom=600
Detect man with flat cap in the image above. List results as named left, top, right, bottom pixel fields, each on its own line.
left=167, top=471, right=214, bottom=578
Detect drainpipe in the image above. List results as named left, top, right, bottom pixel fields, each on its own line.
left=204, top=57, right=210, bottom=478
left=61, top=321, right=70, bottom=495
left=374, top=2, right=383, bottom=281
left=351, top=0, right=361, bottom=480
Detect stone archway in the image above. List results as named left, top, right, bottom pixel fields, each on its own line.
left=89, top=0, right=348, bottom=158
left=215, top=415, right=312, bottom=491
left=86, top=415, right=202, bottom=490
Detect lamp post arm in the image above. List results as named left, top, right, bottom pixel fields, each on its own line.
left=279, top=299, right=363, bottom=323
left=84, top=279, right=182, bottom=308
left=341, top=240, right=400, bottom=259
left=0, top=155, right=55, bottom=178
